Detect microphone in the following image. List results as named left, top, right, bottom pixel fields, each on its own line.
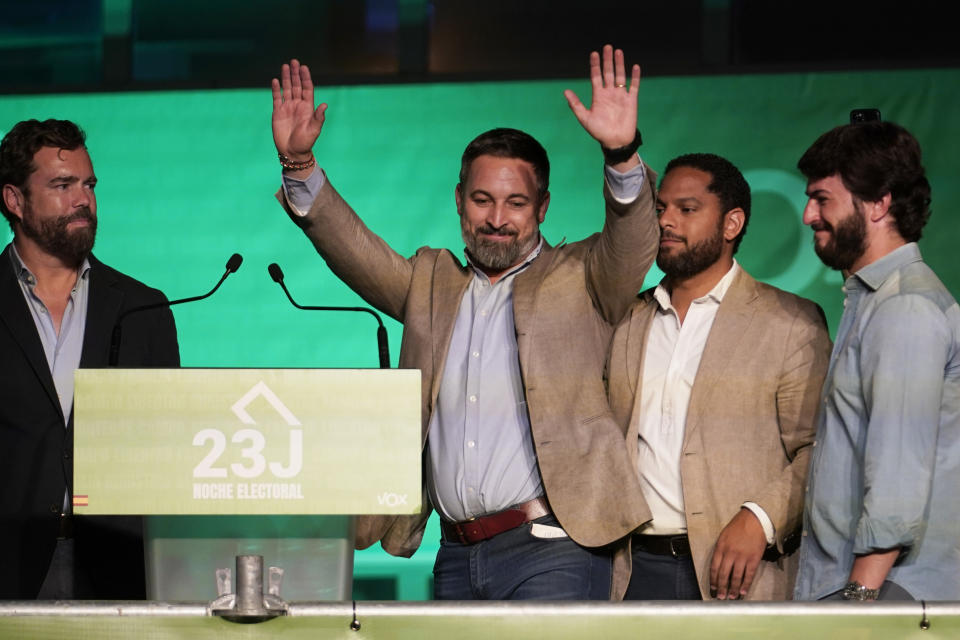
left=268, top=262, right=390, bottom=369
left=108, top=253, right=243, bottom=366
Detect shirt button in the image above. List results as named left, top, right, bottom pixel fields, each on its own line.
left=802, top=530, right=808, bottom=537
left=469, top=395, right=477, bottom=403
left=467, top=441, right=475, bottom=448
left=472, top=351, right=480, bottom=358
left=467, top=487, right=475, bottom=493
left=481, top=310, right=488, bottom=316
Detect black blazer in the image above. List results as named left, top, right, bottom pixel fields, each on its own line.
left=0, top=244, right=179, bottom=599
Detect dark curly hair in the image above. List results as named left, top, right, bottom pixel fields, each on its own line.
left=662, top=152, right=752, bottom=254
left=797, top=121, right=931, bottom=242
left=0, top=119, right=87, bottom=229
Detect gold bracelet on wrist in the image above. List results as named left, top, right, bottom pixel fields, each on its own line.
left=278, top=153, right=316, bottom=171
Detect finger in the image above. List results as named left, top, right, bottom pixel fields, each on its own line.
left=300, top=63, right=314, bottom=107
left=709, top=548, right=723, bottom=593
left=614, top=48, right=626, bottom=88
left=740, top=557, right=760, bottom=597
left=727, top=558, right=745, bottom=599
left=563, top=89, right=589, bottom=124
left=588, top=50, right=602, bottom=93
left=601, top=44, right=614, bottom=88
left=271, top=78, right=282, bottom=111
left=290, top=59, right=302, bottom=100
left=716, top=554, right=735, bottom=599
left=313, top=102, right=328, bottom=124
left=280, top=63, right=292, bottom=101
left=629, top=64, right=642, bottom=96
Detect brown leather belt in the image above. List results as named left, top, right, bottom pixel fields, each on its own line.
left=633, top=533, right=691, bottom=558
left=440, top=497, right=551, bottom=544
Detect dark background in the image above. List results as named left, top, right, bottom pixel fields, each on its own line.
left=2, top=0, right=957, bottom=94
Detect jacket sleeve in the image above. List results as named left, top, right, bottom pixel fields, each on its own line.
left=753, top=299, right=831, bottom=549
left=276, top=177, right=414, bottom=322
left=584, top=164, right=659, bottom=326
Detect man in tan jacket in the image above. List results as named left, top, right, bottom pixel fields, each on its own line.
left=607, top=153, right=831, bottom=600
left=270, top=46, right=658, bottom=599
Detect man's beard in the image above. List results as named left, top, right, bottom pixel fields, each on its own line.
left=462, top=223, right=537, bottom=272
left=656, top=223, right=724, bottom=280
left=811, top=203, right=867, bottom=272
left=20, top=206, right=97, bottom=267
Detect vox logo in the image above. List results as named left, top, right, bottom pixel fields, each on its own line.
left=377, top=492, right=409, bottom=507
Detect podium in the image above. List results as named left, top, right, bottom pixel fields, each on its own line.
left=73, top=368, right=421, bottom=602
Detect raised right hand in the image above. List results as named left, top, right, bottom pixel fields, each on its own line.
left=271, top=59, right=327, bottom=162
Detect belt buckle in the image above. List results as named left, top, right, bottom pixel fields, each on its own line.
left=669, top=536, right=684, bottom=558
left=456, top=517, right=476, bottom=544
left=57, top=513, right=74, bottom=540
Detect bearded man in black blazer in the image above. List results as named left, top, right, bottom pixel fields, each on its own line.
left=0, top=119, right=179, bottom=599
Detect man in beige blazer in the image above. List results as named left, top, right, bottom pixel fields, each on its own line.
left=607, top=153, right=831, bottom=601
left=270, top=46, right=658, bottom=599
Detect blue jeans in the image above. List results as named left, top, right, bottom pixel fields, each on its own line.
left=624, top=548, right=702, bottom=600
left=432, top=515, right=613, bottom=600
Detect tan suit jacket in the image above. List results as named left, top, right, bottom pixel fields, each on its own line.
left=607, top=268, right=831, bottom=599
left=279, top=168, right=659, bottom=597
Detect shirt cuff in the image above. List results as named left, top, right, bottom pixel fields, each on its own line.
left=742, top=501, right=776, bottom=546
left=281, top=167, right=325, bottom=217
left=604, top=156, right=646, bottom=204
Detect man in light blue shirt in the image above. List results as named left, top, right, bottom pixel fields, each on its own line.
left=794, top=120, right=960, bottom=601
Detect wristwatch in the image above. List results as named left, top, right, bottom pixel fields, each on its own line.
left=601, top=128, right=643, bottom=165
left=842, top=581, right=880, bottom=601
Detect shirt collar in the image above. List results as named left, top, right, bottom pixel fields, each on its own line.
left=464, top=235, right=544, bottom=283
left=8, top=242, right=92, bottom=289
left=848, top=242, right=921, bottom=293
left=653, top=259, right=740, bottom=312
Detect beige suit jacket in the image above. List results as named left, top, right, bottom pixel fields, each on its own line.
left=279, top=168, right=659, bottom=597
left=607, top=268, right=831, bottom=599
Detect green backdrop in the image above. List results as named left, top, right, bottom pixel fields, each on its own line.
left=2, top=67, right=958, bottom=599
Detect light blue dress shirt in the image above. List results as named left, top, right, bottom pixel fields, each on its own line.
left=795, top=243, right=960, bottom=600
left=9, top=243, right=91, bottom=514
left=283, top=158, right=645, bottom=523
left=9, top=244, right=90, bottom=422
left=425, top=245, right=544, bottom=522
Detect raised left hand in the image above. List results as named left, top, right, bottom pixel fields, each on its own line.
left=563, top=44, right=641, bottom=150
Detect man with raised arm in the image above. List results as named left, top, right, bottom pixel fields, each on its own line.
left=271, top=45, right=658, bottom=600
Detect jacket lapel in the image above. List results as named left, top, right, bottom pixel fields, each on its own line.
left=428, top=257, right=471, bottom=410
left=682, top=269, right=758, bottom=449
left=621, top=292, right=658, bottom=457
left=0, top=245, right=62, bottom=417
left=80, top=255, right=123, bottom=368
left=511, top=240, right=557, bottom=372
